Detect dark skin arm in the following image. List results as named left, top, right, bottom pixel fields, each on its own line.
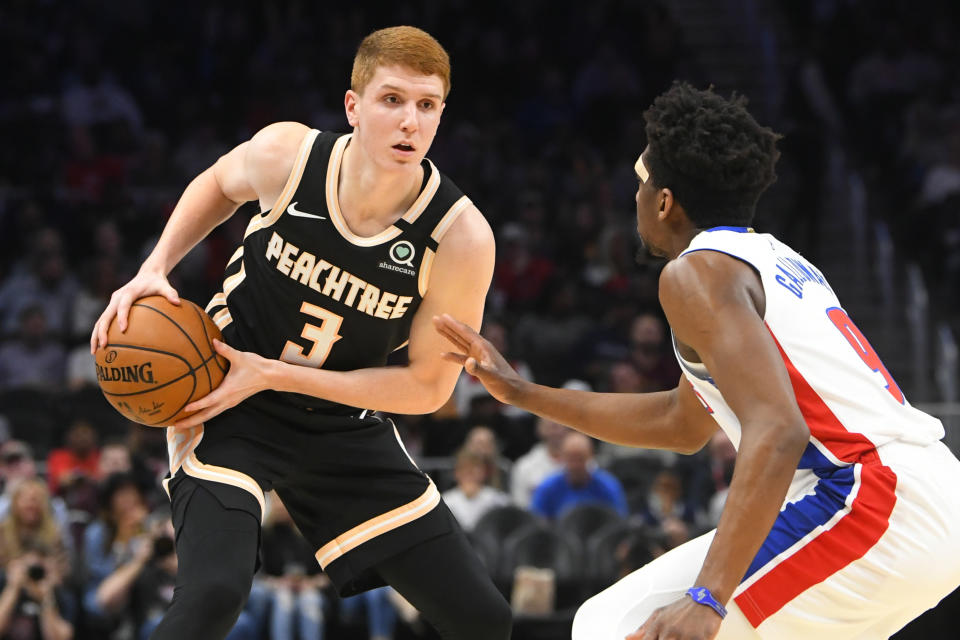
left=631, top=250, right=809, bottom=640
left=432, top=321, right=719, bottom=455
left=434, top=248, right=810, bottom=640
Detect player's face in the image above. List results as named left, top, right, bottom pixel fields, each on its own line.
left=346, top=65, right=446, bottom=171
left=634, top=150, right=668, bottom=258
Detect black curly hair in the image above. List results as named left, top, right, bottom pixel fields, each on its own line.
left=644, top=82, right=781, bottom=228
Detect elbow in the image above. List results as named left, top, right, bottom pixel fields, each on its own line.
left=781, top=419, right=810, bottom=460
left=760, top=418, right=809, bottom=464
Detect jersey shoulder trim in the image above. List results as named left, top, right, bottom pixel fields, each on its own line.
left=243, top=128, right=320, bottom=240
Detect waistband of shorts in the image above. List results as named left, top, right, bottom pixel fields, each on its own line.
left=241, top=392, right=378, bottom=427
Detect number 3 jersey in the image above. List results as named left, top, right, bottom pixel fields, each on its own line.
left=206, top=129, right=472, bottom=415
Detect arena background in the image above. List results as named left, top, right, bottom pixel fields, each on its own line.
left=0, top=1, right=958, bottom=638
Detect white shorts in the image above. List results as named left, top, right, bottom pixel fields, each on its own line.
left=572, top=441, right=960, bottom=639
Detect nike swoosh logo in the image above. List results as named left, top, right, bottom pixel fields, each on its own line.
left=286, top=202, right=326, bottom=220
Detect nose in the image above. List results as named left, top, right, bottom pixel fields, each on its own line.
left=399, top=102, right=418, bottom=133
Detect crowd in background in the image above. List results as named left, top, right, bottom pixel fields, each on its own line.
left=0, top=0, right=958, bottom=638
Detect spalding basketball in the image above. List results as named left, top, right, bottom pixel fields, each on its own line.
left=95, top=296, right=229, bottom=426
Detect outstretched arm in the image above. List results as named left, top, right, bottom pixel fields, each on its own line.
left=434, top=313, right=718, bottom=453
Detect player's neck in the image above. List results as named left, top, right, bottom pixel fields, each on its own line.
left=338, top=142, right=423, bottom=233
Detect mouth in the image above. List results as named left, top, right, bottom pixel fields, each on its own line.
left=393, top=143, right=415, bottom=153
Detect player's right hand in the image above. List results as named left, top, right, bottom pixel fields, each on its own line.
left=432, top=313, right=525, bottom=405
left=90, top=269, right=180, bottom=354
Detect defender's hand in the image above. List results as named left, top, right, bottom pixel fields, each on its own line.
left=172, top=340, right=270, bottom=428
left=432, top=313, right=525, bottom=404
left=627, top=596, right=722, bottom=640
left=90, top=269, right=180, bottom=353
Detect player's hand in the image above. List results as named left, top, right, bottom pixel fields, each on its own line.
left=90, top=268, right=180, bottom=353
left=172, top=340, right=270, bottom=428
left=627, top=596, right=722, bottom=640
left=432, top=313, right=525, bottom=404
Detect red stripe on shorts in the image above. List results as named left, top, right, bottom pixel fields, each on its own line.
left=734, top=331, right=897, bottom=627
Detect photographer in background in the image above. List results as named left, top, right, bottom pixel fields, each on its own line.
left=0, top=549, right=74, bottom=640
left=81, top=472, right=150, bottom=638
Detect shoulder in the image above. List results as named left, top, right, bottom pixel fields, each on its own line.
left=244, top=122, right=313, bottom=194
left=594, top=469, right=622, bottom=488
left=427, top=203, right=495, bottom=288
left=659, top=249, right=762, bottom=320
left=436, top=203, right=495, bottom=258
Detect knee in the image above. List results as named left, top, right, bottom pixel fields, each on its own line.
left=192, top=576, right=250, bottom=620
left=464, top=592, right=512, bottom=640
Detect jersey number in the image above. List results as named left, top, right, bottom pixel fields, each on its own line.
left=281, top=302, right=344, bottom=368
left=826, top=307, right=904, bottom=404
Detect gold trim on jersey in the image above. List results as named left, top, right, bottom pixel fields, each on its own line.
left=226, top=246, right=244, bottom=266
left=430, top=195, right=471, bottom=243
left=223, top=260, right=246, bottom=298
left=212, top=308, right=233, bottom=330
left=314, top=480, right=441, bottom=569
left=206, top=293, right=227, bottom=313
left=244, top=128, right=320, bottom=240
left=325, top=134, right=442, bottom=247
left=163, top=425, right=266, bottom=521
left=418, top=248, right=435, bottom=297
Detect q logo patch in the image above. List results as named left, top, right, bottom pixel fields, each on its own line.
left=389, top=240, right=416, bottom=267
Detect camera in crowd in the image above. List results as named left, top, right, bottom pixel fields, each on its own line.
left=151, top=535, right=175, bottom=561
left=26, top=563, right=46, bottom=582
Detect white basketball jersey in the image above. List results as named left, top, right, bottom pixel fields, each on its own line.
left=675, top=227, right=943, bottom=499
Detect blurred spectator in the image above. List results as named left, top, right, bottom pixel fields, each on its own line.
left=0, top=480, right=70, bottom=575
left=60, top=69, right=143, bottom=134
left=259, top=492, right=329, bottom=640
left=635, top=469, right=701, bottom=530
left=0, top=549, right=75, bottom=640
left=627, top=313, right=679, bottom=392
left=0, top=306, right=67, bottom=391
left=337, top=587, right=396, bottom=640
left=510, top=416, right=570, bottom=508
left=0, top=228, right=78, bottom=338
left=46, top=420, right=100, bottom=496
left=461, top=426, right=510, bottom=490
left=442, top=448, right=510, bottom=532
left=530, top=433, right=627, bottom=519
left=0, top=442, right=71, bottom=548
left=82, top=472, right=150, bottom=637
left=491, top=223, right=555, bottom=312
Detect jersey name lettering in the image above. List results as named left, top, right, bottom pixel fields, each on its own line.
left=265, top=231, right=413, bottom=319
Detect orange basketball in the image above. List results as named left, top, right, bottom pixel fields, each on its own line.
left=95, top=296, right=229, bottom=426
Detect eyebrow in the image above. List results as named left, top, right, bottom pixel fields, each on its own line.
left=379, top=84, right=443, bottom=100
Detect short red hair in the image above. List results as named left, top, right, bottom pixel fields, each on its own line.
left=351, top=26, right=451, bottom=99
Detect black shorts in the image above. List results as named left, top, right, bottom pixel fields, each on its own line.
left=163, top=396, right=451, bottom=596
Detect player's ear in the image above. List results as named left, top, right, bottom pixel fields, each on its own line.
left=345, top=90, right=360, bottom=128
left=657, top=188, right=674, bottom=222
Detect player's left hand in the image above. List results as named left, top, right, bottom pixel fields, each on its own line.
left=171, top=340, right=271, bottom=428
left=626, top=597, right=722, bottom=640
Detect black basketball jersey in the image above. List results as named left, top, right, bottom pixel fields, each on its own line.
left=206, top=130, right=472, bottom=414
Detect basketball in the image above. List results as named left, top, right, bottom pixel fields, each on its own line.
left=94, top=296, right=229, bottom=426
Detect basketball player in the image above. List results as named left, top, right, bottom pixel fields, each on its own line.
left=434, top=82, right=960, bottom=639
left=90, top=27, right=511, bottom=640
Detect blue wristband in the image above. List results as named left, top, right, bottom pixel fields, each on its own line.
left=685, top=586, right=727, bottom=619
